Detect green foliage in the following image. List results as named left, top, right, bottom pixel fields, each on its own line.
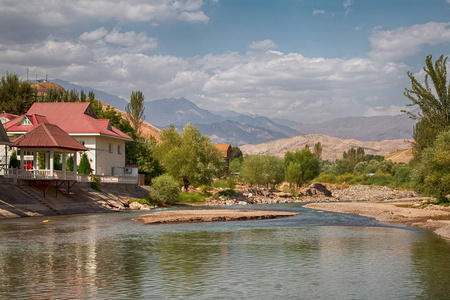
left=404, top=54, right=450, bottom=162
left=0, top=72, right=36, bottom=115
left=334, top=159, right=352, bottom=175
left=177, top=192, right=207, bottom=204
left=212, top=178, right=237, bottom=189
left=66, top=155, right=74, bottom=171
left=284, top=148, right=320, bottom=187
left=413, top=130, right=450, bottom=203
left=393, top=165, right=413, bottom=188
left=231, top=146, right=243, bottom=161
left=315, top=172, right=337, bottom=183
left=77, top=152, right=92, bottom=174
left=366, top=172, right=394, bottom=186
left=128, top=198, right=152, bottom=206
left=343, top=147, right=365, bottom=169
left=126, top=91, right=145, bottom=133
left=8, top=150, right=19, bottom=168
left=150, top=174, right=180, bottom=206
left=91, top=176, right=101, bottom=191
left=155, top=123, right=224, bottom=188
left=229, top=158, right=242, bottom=173
left=217, top=189, right=237, bottom=197
left=313, top=142, right=323, bottom=160
left=241, top=154, right=285, bottom=187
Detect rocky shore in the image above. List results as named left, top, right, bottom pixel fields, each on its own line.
left=202, top=183, right=417, bottom=206
left=133, top=209, right=299, bottom=224
left=305, top=201, right=450, bottom=240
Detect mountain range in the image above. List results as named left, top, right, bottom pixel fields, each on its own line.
left=52, top=79, right=416, bottom=145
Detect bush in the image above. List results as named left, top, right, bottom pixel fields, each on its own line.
left=393, top=166, right=413, bottom=188
left=212, top=178, right=237, bottom=189
left=91, top=175, right=101, bottom=191
left=315, top=173, right=337, bottom=183
left=366, top=172, right=393, bottom=186
left=149, top=174, right=180, bottom=206
left=336, top=173, right=355, bottom=184
left=178, top=191, right=207, bottom=204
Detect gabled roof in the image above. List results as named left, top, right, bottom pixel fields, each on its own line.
left=4, top=114, right=50, bottom=133
left=216, top=143, right=233, bottom=158
left=26, top=102, right=132, bottom=141
left=13, top=123, right=89, bottom=152
left=0, top=113, right=18, bottom=124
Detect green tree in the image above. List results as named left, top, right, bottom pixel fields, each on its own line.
left=9, top=150, right=19, bottom=168
left=0, top=72, right=36, bottom=115
left=155, top=123, right=223, bottom=189
left=126, top=91, right=145, bottom=134
left=343, top=147, right=365, bottom=169
left=313, top=142, right=323, bottom=160
left=149, top=174, right=180, bottom=206
left=404, top=54, right=450, bottom=162
left=413, top=130, right=450, bottom=203
left=240, top=155, right=285, bottom=187
left=231, top=146, right=243, bottom=161
left=77, top=152, right=92, bottom=174
left=284, top=147, right=320, bottom=187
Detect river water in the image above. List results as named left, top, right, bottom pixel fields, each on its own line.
left=1, top=203, right=449, bottom=299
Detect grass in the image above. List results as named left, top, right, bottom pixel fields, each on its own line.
left=178, top=192, right=208, bottom=204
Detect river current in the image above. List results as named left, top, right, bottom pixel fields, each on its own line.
left=1, top=203, right=449, bottom=299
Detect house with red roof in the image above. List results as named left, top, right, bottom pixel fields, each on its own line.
left=2, top=102, right=133, bottom=177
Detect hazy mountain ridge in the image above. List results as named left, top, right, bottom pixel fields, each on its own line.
left=294, top=114, right=416, bottom=141
left=240, top=134, right=412, bottom=161
left=49, top=79, right=416, bottom=145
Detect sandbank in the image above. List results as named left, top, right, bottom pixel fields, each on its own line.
left=305, top=201, right=450, bottom=240
left=133, top=209, right=299, bottom=224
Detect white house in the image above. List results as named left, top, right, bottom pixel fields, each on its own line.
left=2, top=102, right=133, bottom=176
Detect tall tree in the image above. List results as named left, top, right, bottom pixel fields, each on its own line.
left=155, top=123, right=223, bottom=189
left=126, top=91, right=145, bottom=134
left=403, top=54, right=450, bottom=162
left=284, top=147, right=320, bottom=187
left=0, top=72, right=36, bottom=115
left=313, top=142, right=323, bottom=160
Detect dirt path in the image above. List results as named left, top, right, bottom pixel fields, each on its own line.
left=305, top=201, right=450, bottom=240
left=133, top=209, right=299, bottom=224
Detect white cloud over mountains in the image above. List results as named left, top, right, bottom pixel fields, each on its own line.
left=0, top=9, right=449, bottom=123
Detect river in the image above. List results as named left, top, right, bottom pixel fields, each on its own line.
left=1, top=203, right=449, bottom=299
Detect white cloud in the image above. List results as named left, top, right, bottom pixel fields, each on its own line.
left=343, top=0, right=352, bottom=16
left=248, top=40, right=278, bottom=51
left=313, top=10, right=325, bottom=16
left=80, top=28, right=108, bottom=41
left=364, top=105, right=406, bottom=117
left=369, top=22, right=450, bottom=61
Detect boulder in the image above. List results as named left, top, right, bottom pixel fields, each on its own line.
left=300, top=183, right=332, bottom=197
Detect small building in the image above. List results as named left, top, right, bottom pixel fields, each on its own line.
left=2, top=102, right=133, bottom=176
left=216, top=143, right=233, bottom=171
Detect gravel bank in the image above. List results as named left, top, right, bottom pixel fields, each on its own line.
left=305, top=201, right=450, bottom=240
left=133, top=209, right=299, bottom=224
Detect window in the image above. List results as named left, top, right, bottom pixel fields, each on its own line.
left=21, top=118, right=32, bottom=125
left=109, top=143, right=113, bottom=153
left=111, top=167, right=115, bottom=176
left=117, top=145, right=122, bottom=155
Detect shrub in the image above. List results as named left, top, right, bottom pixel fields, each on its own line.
left=315, top=173, right=337, bottom=183
left=178, top=191, right=207, bottom=204
left=91, top=176, right=101, bottom=191
left=336, top=173, right=355, bottom=184
left=393, top=166, right=413, bottom=188
left=366, top=172, right=393, bottom=186
left=150, top=174, right=180, bottom=206
left=212, top=178, right=237, bottom=189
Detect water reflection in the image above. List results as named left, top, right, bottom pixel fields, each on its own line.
left=0, top=206, right=449, bottom=299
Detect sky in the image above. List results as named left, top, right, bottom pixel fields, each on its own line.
left=0, top=0, right=449, bottom=124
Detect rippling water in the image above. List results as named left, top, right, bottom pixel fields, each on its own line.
left=1, top=204, right=450, bottom=299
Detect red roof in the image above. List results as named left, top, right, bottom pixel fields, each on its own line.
left=13, top=123, right=89, bottom=152
left=216, top=143, right=232, bottom=158
left=0, top=113, right=18, bottom=124
left=4, top=114, right=50, bottom=132
left=25, top=102, right=132, bottom=141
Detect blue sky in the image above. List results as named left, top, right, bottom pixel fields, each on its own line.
left=0, top=0, right=449, bottom=123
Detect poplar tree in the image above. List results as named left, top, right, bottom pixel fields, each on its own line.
left=403, top=54, right=450, bottom=162
left=126, top=91, right=145, bottom=133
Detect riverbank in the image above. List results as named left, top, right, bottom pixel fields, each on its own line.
left=0, top=182, right=149, bottom=219
left=305, top=201, right=450, bottom=240
left=133, top=209, right=299, bottom=224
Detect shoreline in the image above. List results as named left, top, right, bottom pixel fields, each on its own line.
left=133, top=209, right=299, bottom=224
left=304, top=201, right=450, bottom=240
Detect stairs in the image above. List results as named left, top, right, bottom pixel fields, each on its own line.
left=18, top=186, right=61, bottom=215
